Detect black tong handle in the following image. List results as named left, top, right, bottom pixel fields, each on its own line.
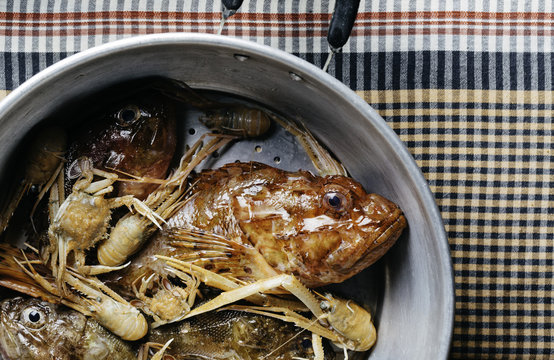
left=327, top=0, right=361, bottom=51
left=222, top=0, right=244, bottom=12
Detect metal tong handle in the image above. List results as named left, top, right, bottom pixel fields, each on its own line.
left=323, top=0, right=361, bottom=72
left=218, top=0, right=245, bottom=35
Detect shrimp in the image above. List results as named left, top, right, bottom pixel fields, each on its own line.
left=148, top=77, right=349, bottom=176
left=199, top=106, right=271, bottom=138
left=146, top=77, right=273, bottom=138
left=160, top=256, right=377, bottom=353
left=0, top=126, right=66, bottom=233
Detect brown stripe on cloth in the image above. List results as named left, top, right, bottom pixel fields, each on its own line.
left=0, top=11, right=552, bottom=28
left=0, top=10, right=552, bottom=20
left=1, top=27, right=552, bottom=38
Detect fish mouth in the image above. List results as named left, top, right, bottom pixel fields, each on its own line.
left=349, top=210, right=407, bottom=274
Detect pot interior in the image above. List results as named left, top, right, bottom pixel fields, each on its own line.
left=0, top=34, right=453, bottom=359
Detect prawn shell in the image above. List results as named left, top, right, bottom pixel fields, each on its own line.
left=200, top=106, right=271, bottom=137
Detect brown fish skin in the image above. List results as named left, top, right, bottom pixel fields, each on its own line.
left=148, top=310, right=335, bottom=360
left=114, top=161, right=406, bottom=290
left=0, top=297, right=136, bottom=360
left=67, top=86, right=177, bottom=200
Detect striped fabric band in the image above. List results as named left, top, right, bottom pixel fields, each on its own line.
left=0, top=1, right=553, bottom=359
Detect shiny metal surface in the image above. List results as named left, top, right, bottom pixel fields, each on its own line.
left=0, top=33, right=453, bottom=359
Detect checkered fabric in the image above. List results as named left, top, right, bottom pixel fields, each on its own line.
left=0, top=1, right=552, bottom=358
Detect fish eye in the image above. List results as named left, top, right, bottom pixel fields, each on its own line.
left=117, top=105, right=141, bottom=125
left=323, top=191, right=348, bottom=212
left=297, top=336, right=314, bottom=354
left=21, top=306, right=47, bottom=329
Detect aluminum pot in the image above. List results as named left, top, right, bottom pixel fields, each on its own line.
left=0, top=33, right=453, bottom=359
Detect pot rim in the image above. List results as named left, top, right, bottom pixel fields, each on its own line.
left=0, top=32, right=454, bottom=358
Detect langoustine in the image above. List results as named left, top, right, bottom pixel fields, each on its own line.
left=0, top=126, right=66, bottom=233
left=161, top=257, right=377, bottom=353
left=0, top=296, right=172, bottom=360
left=0, top=243, right=148, bottom=341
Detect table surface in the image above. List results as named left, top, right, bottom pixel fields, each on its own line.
left=0, top=1, right=552, bottom=359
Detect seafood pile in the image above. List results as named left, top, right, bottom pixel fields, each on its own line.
left=0, top=77, right=406, bottom=360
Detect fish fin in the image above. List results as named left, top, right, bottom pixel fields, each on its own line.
left=163, top=227, right=277, bottom=283
left=165, top=228, right=238, bottom=252
left=0, top=278, right=56, bottom=301
left=0, top=243, right=60, bottom=303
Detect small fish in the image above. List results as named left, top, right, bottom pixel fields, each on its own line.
left=0, top=297, right=137, bottom=360
left=147, top=309, right=335, bottom=360
left=111, top=161, right=406, bottom=293
left=66, top=79, right=178, bottom=200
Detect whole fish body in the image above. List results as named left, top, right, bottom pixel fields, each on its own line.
left=148, top=309, right=335, bottom=360
left=0, top=297, right=136, bottom=360
left=112, top=161, right=406, bottom=292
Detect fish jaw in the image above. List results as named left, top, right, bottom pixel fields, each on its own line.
left=324, top=194, right=407, bottom=281
left=295, top=193, right=406, bottom=287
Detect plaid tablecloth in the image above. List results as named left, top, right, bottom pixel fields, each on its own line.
left=0, top=1, right=552, bottom=359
